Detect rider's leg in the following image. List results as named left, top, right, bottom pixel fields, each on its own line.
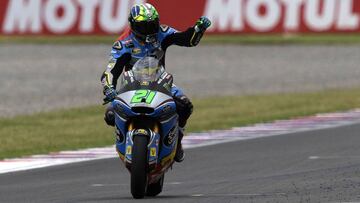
left=104, top=105, right=115, bottom=126
left=171, top=84, right=193, bottom=162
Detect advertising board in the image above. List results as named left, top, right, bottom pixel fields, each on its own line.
left=1, top=0, right=360, bottom=35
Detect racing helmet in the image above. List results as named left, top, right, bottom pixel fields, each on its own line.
left=128, top=3, right=160, bottom=43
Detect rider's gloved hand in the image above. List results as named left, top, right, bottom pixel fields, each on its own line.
left=195, top=16, right=211, bottom=32
left=103, top=85, right=117, bottom=103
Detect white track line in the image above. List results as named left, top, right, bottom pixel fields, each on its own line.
left=1, top=109, right=360, bottom=174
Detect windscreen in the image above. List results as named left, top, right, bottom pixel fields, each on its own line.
left=132, top=57, right=164, bottom=82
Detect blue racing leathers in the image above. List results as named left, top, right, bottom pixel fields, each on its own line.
left=101, top=24, right=206, bottom=127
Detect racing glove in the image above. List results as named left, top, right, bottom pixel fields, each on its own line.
left=195, top=16, right=212, bottom=33
left=190, top=16, right=212, bottom=46
left=103, top=85, right=117, bottom=103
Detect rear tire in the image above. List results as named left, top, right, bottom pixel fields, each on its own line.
left=131, top=135, right=148, bottom=199
left=146, top=174, right=164, bottom=196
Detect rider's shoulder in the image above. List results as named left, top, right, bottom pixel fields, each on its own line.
left=114, top=27, right=134, bottom=49
left=159, top=24, right=177, bottom=35
left=111, top=39, right=133, bottom=58
left=113, top=38, right=135, bottom=50
left=112, top=40, right=124, bottom=50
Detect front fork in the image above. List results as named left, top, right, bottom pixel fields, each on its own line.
left=124, top=123, right=160, bottom=171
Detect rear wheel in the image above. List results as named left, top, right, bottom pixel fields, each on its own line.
left=146, top=174, right=164, bottom=196
left=131, top=135, right=148, bottom=199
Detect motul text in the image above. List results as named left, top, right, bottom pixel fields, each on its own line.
left=1, top=0, right=360, bottom=35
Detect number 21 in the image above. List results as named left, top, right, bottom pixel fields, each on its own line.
left=131, top=90, right=156, bottom=104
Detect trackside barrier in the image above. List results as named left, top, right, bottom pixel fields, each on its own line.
left=1, top=0, right=360, bottom=35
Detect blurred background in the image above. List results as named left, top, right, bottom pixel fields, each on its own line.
left=1, top=0, right=360, bottom=158
left=2, top=1, right=360, bottom=202
left=1, top=0, right=360, bottom=116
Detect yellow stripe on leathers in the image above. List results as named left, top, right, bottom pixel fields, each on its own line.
left=104, top=72, right=111, bottom=86
left=190, top=30, right=197, bottom=47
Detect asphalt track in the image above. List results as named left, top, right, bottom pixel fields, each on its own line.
left=1, top=124, right=360, bottom=202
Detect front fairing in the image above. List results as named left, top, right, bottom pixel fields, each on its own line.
left=112, top=57, right=178, bottom=182
left=113, top=90, right=178, bottom=168
left=112, top=90, right=177, bottom=138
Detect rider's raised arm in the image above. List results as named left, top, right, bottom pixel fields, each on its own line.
left=100, top=41, right=131, bottom=89
left=161, top=17, right=212, bottom=50
left=161, top=26, right=202, bottom=49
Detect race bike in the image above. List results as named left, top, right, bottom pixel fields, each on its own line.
left=106, top=57, right=179, bottom=199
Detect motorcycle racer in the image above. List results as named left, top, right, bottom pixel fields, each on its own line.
left=101, top=3, right=211, bottom=162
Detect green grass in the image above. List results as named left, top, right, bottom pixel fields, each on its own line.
left=2, top=34, right=360, bottom=45
left=1, top=88, right=360, bottom=159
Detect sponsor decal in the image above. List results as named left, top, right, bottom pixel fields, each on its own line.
left=154, top=0, right=360, bottom=34
left=1, top=0, right=145, bottom=35
left=135, top=129, right=148, bottom=135
left=162, top=104, right=171, bottom=113
left=124, top=40, right=134, bottom=48
left=126, top=146, right=132, bottom=155
left=132, top=48, right=141, bottom=54
left=115, top=103, right=124, bottom=112
left=1, top=0, right=360, bottom=35
left=204, top=0, right=360, bottom=33
left=112, top=41, right=123, bottom=50
left=164, top=127, right=177, bottom=146
left=163, top=83, right=171, bottom=91
left=150, top=147, right=156, bottom=157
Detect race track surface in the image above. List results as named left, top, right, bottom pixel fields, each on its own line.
left=1, top=44, right=360, bottom=117
left=1, top=124, right=360, bottom=202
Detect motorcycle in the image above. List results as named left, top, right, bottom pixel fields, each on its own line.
left=106, top=57, right=179, bottom=199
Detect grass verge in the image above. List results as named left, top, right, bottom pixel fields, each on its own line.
left=2, top=34, right=360, bottom=45
left=1, top=88, right=360, bottom=159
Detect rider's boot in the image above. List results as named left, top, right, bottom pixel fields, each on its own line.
left=174, top=127, right=185, bottom=162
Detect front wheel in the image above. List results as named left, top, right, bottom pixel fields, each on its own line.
left=131, top=135, right=148, bottom=199
left=146, top=174, right=164, bottom=196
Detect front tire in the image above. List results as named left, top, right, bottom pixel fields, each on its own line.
left=131, top=135, right=148, bottom=199
left=146, top=174, right=164, bottom=196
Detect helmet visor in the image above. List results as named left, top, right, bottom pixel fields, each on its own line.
left=133, top=19, right=159, bottom=37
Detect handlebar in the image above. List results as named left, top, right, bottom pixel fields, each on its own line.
left=102, top=91, right=119, bottom=105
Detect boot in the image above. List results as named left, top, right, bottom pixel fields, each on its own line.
left=174, top=127, right=185, bottom=162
